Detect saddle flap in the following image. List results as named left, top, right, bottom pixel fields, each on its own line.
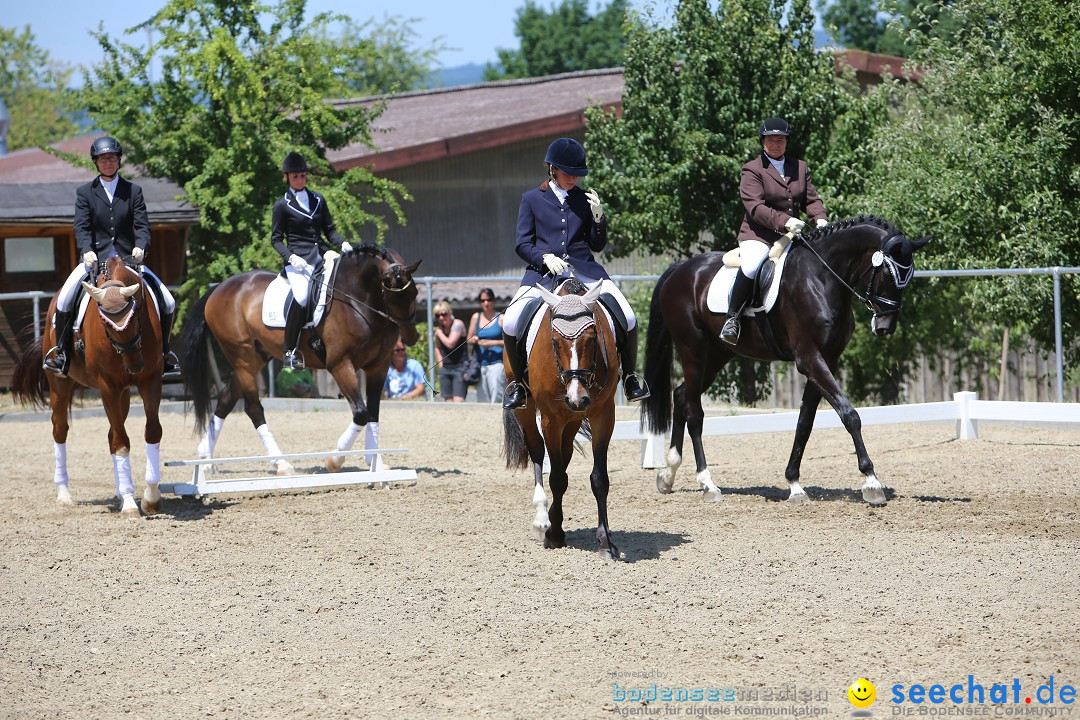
left=261, top=257, right=337, bottom=328
left=705, top=246, right=792, bottom=315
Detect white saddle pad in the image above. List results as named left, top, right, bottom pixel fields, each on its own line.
left=705, top=245, right=792, bottom=315
left=261, top=257, right=337, bottom=328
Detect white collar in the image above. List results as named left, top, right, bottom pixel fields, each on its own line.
left=550, top=182, right=570, bottom=204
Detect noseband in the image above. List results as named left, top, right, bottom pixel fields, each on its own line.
left=96, top=281, right=143, bottom=355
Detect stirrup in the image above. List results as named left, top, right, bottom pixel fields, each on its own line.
left=43, top=346, right=68, bottom=376
left=720, top=317, right=740, bottom=346
left=283, top=349, right=305, bottom=370
left=623, top=373, right=650, bottom=402
left=502, top=380, right=528, bottom=409
left=162, top=351, right=182, bottom=378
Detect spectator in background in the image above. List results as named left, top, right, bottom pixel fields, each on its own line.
left=384, top=340, right=426, bottom=399
left=467, top=288, right=505, bottom=404
left=433, top=300, right=468, bottom=402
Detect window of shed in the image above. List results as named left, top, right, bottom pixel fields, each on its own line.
left=4, top=237, right=56, bottom=272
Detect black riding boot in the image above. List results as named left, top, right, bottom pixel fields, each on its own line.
left=282, top=302, right=306, bottom=370
left=160, top=311, right=181, bottom=377
left=720, top=271, right=754, bottom=345
left=43, top=310, right=74, bottom=376
left=502, top=333, right=528, bottom=409
left=617, top=325, right=650, bottom=402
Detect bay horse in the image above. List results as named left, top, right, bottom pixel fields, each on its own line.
left=502, top=279, right=622, bottom=560
left=11, top=255, right=166, bottom=517
left=642, top=215, right=930, bottom=505
left=182, top=244, right=420, bottom=474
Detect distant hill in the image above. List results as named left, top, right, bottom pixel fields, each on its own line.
left=427, top=63, right=488, bottom=89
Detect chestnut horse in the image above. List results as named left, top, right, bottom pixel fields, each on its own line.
left=642, top=216, right=930, bottom=505
left=11, top=256, right=166, bottom=517
left=502, top=279, right=622, bottom=560
left=181, top=244, right=420, bottom=473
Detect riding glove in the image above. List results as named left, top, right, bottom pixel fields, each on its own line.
left=132, top=247, right=144, bottom=262
left=542, top=253, right=570, bottom=275
left=341, top=241, right=353, bottom=252
left=815, top=219, right=829, bottom=229
left=784, top=217, right=806, bottom=233
left=323, top=250, right=340, bottom=262
left=584, top=189, right=604, bottom=222
left=82, top=251, right=97, bottom=269
left=288, top=254, right=308, bottom=270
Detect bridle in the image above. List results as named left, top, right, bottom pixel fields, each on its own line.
left=327, top=259, right=418, bottom=330
left=549, top=303, right=608, bottom=391
left=799, top=231, right=914, bottom=321
left=96, top=279, right=143, bottom=356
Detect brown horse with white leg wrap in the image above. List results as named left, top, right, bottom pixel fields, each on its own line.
left=11, top=256, right=165, bottom=517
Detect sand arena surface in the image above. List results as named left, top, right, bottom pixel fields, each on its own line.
left=0, top=400, right=1078, bottom=719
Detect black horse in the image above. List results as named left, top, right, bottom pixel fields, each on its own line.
left=641, top=215, right=930, bottom=505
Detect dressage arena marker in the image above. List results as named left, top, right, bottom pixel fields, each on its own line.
left=159, top=448, right=417, bottom=496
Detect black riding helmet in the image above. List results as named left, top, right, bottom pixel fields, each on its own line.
left=759, top=117, right=790, bottom=138
left=544, top=138, right=588, bottom=177
left=282, top=151, right=310, bottom=174
left=90, top=136, right=123, bottom=158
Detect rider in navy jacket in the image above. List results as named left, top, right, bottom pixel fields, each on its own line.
left=501, top=137, right=649, bottom=409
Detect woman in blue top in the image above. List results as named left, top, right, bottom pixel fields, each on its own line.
left=500, top=137, right=648, bottom=409
left=466, top=288, right=505, bottom=403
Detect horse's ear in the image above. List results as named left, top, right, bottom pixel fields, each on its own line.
left=911, top=235, right=932, bottom=250
left=581, top=283, right=603, bottom=306
left=82, top=282, right=107, bottom=304
left=406, top=260, right=421, bottom=275
left=536, top=284, right=561, bottom=307
left=120, top=284, right=140, bottom=298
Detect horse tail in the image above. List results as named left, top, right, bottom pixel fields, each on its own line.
left=10, top=332, right=49, bottom=409
left=641, top=262, right=682, bottom=435
left=502, top=407, right=530, bottom=470
left=181, top=290, right=215, bottom=435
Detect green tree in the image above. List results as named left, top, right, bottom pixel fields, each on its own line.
left=485, top=0, right=628, bottom=81
left=0, top=25, right=78, bottom=151
left=73, top=0, right=416, bottom=305
left=817, top=0, right=964, bottom=57
left=321, top=15, right=446, bottom=94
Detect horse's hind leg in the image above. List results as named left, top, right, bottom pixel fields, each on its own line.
left=47, top=378, right=76, bottom=506
left=232, top=364, right=294, bottom=475
left=655, top=383, right=686, bottom=494
left=784, top=383, right=821, bottom=505
left=677, top=354, right=725, bottom=501
left=521, top=415, right=549, bottom=540
left=138, top=379, right=164, bottom=516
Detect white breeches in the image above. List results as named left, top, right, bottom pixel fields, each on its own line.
left=285, top=264, right=313, bottom=307
left=55, top=255, right=175, bottom=314
left=738, top=240, right=771, bottom=279
left=502, top=277, right=635, bottom=337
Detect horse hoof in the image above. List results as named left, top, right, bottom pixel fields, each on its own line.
left=56, top=487, right=74, bottom=507
left=863, top=487, right=887, bottom=505
left=787, top=492, right=810, bottom=506
left=120, top=507, right=142, bottom=519
left=703, top=489, right=723, bottom=503
left=532, top=523, right=550, bottom=542
left=274, top=460, right=295, bottom=477
left=325, top=456, right=344, bottom=473
left=599, top=545, right=620, bottom=561
left=655, top=473, right=674, bottom=494
left=543, top=535, right=566, bottom=550
left=140, top=499, right=160, bottom=515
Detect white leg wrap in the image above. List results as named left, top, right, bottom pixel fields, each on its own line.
left=144, top=442, right=161, bottom=486
left=196, top=415, right=224, bottom=458
left=336, top=422, right=362, bottom=452
left=53, top=441, right=69, bottom=488
left=364, top=421, right=381, bottom=470
left=256, top=423, right=284, bottom=458
left=112, top=450, right=134, bottom=498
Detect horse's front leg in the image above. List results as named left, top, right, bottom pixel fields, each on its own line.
left=137, top=378, right=164, bottom=516
left=589, top=410, right=619, bottom=561
left=100, top=384, right=138, bottom=518
left=47, top=377, right=76, bottom=506
left=783, top=382, right=822, bottom=505
left=801, top=358, right=886, bottom=505
left=541, top=420, right=574, bottom=550
left=324, top=360, right=367, bottom=472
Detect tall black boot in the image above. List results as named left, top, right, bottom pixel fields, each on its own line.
left=43, top=310, right=74, bottom=376
left=160, top=311, right=181, bottom=377
left=617, top=325, right=650, bottom=402
left=501, top=332, right=528, bottom=409
left=720, top=271, right=754, bottom=346
left=282, top=302, right=306, bottom=370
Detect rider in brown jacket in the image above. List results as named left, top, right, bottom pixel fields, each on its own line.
left=723, top=117, right=829, bottom=344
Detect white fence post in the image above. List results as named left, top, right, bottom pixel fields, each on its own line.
left=954, top=391, right=978, bottom=440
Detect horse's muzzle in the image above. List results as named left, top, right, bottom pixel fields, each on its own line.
left=564, top=393, right=591, bottom=412
left=872, top=315, right=898, bottom=336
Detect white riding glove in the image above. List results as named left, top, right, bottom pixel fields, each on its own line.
left=542, top=253, right=570, bottom=275
left=323, top=249, right=340, bottom=262
left=82, top=251, right=97, bottom=269
left=784, top=217, right=806, bottom=234
left=340, top=241, right=352, bottom=252
left=584, top=189, right=604, bottom=222
left=815, top=218, right=828, bottom=229
left=132, top=247, right=144, bottom=262
left=288, top=254, right=308, bottom=270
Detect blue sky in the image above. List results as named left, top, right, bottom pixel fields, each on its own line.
left=5, top=0, right=533, bottom=71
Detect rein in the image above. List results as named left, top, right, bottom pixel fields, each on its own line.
left=797, top=231, right=913, bottom=320
left=326, top=260, right=417, bottom=330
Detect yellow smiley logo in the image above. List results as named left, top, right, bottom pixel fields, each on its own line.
left=848, top=678, right=876, bottom=708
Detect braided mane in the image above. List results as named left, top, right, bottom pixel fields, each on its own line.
left=802, top=214, right=902, bottom=243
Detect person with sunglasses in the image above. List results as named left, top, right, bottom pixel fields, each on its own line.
left=270, top=151, right=352, bottom=370
left=433, top=300, right=468, bottom=402
left=466, top=288, right=505, bottom=403
left=44, top=136, right=180, bottom=378
left=383, top=340, right=426, bottom=399
left=501, top=137, right=649, bottom=410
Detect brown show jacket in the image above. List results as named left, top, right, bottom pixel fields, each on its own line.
left=737, top=154, right=827, bottom=245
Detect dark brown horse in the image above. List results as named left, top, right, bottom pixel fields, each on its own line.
left=11, top=256, right=166, bottom=517
left=502, top=280, right=622, bottom=559
left=642, top=216, right=930, bottom=505
left=182, top=244, right=420, bottom=473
